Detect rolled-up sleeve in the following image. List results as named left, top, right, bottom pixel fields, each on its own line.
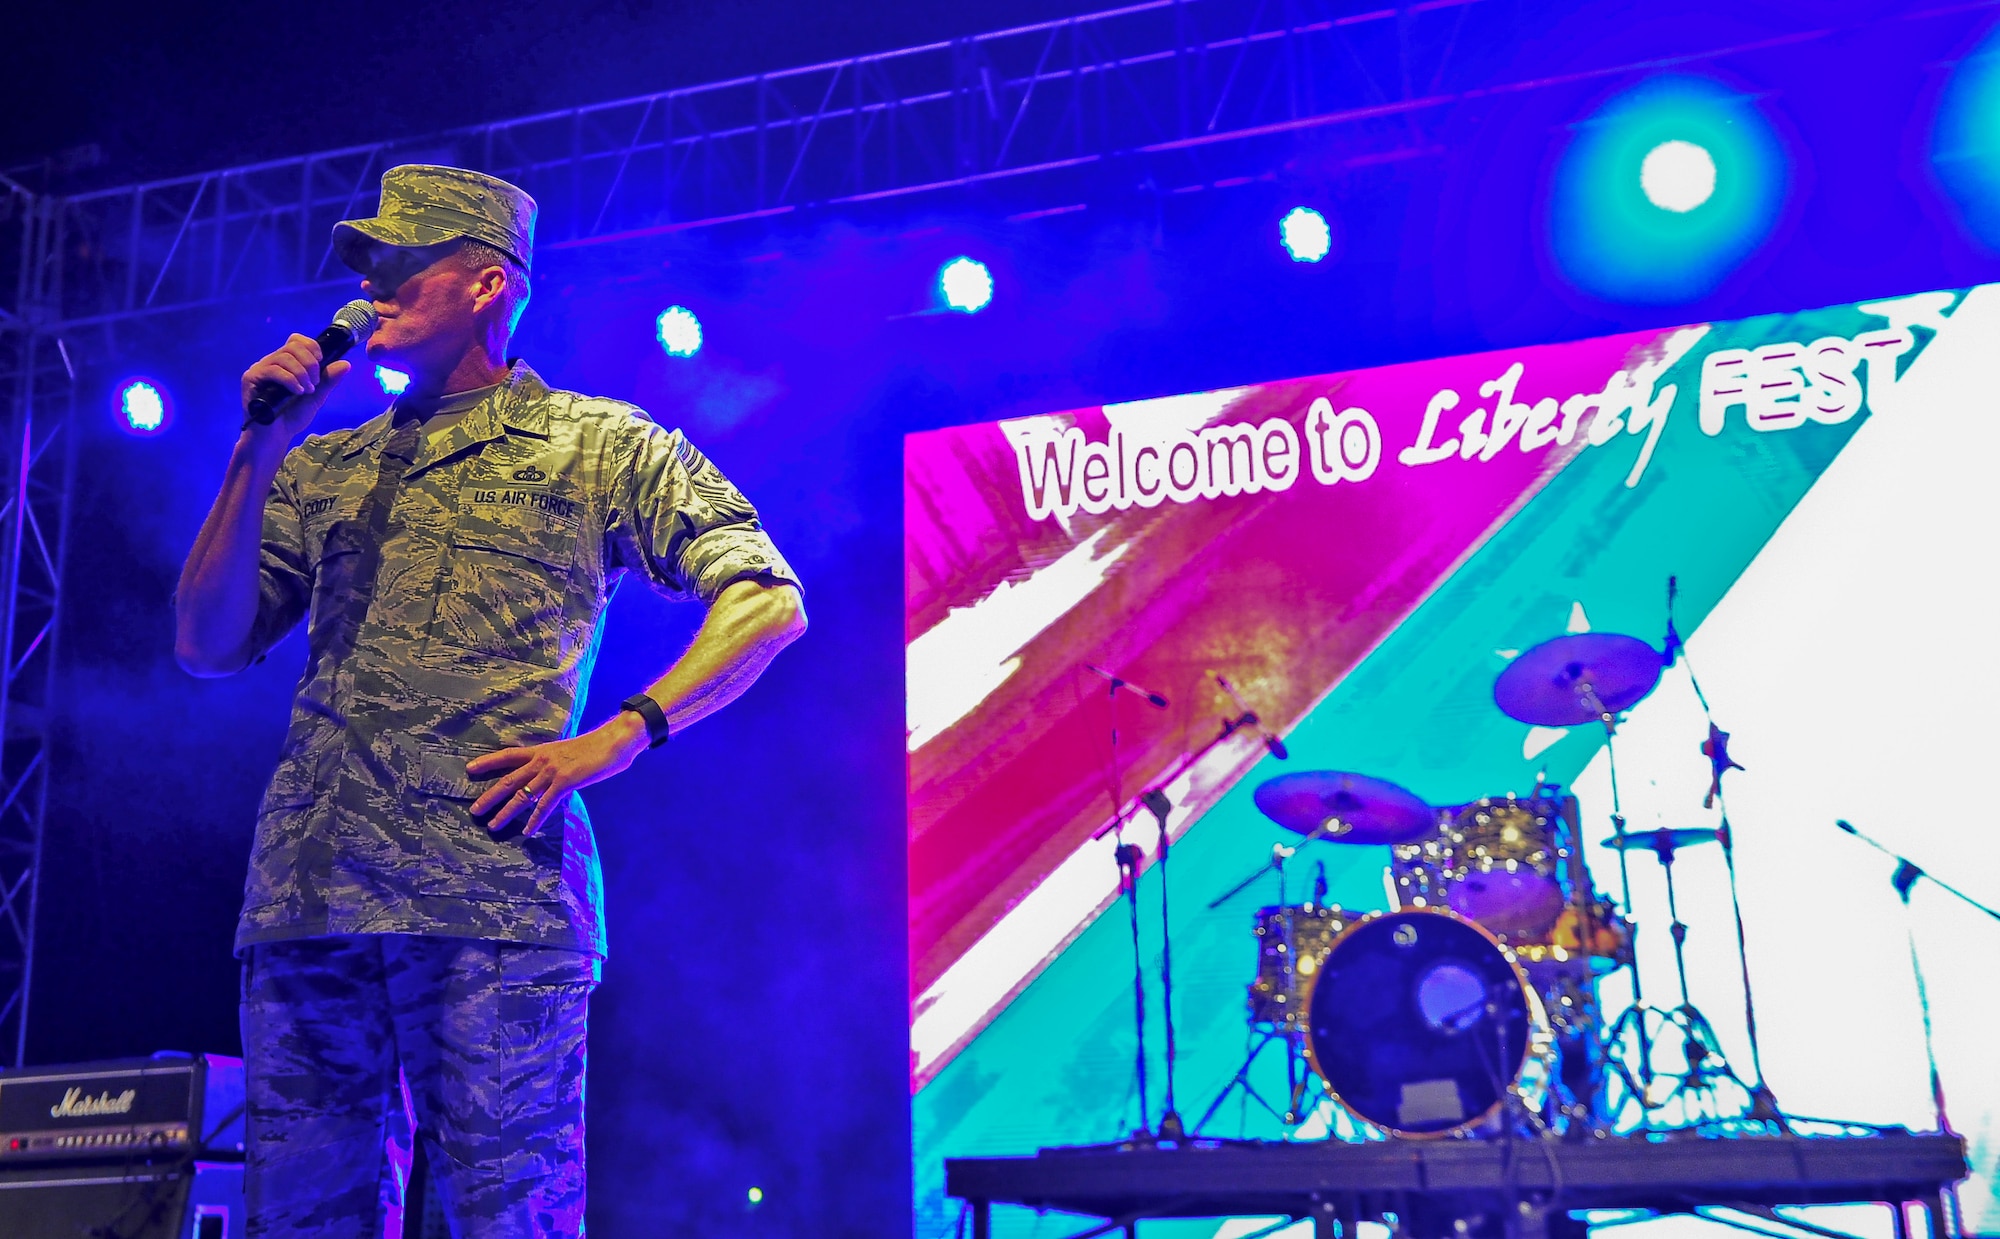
left=243, top=463, right=312, bottom=663
left=604, top=419, right=801, bottom=603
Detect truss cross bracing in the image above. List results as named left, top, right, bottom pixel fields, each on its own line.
left=0, top=173, right=76, bottom=1067
left=49, top=0, right=1494, bottom=330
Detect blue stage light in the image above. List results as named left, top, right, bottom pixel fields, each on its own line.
left=1932, top=28, right=2000, bottom=250
left=1639, top=139, right=1716, bottom=213
left=1280, top=206, right=1332, bottom=263
left=116, top=379, right=170, bottom=436
left=939, top=257, right=993, bottom=313
left=375, top=365, right=411, bottom=395
left=1548, top=76, right=1786, bottom=303
left=656, top=306, right=703, bottom=357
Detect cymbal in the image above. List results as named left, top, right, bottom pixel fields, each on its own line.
left=1252, top=771, right=1435, bottom=845
left=1493, top=632, right=1663, bottom=727
left=1600, top=827, right=1722, bottom=854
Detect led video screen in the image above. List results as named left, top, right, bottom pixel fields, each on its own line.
left=906, top=286, right=1999, bottom=1238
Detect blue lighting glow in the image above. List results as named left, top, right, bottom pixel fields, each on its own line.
left=939, top=257, right=994, bottom=314
left=1279, top=206, right=1333, bottom=263
left=1933, top=30, right=2000, bottom=250
left=656, top=306, right=703, bottom=357
left=117, top=379, right=169, bottom=436
left=375, top=365, right=411, bottom=395
left=1548, top=76, right=1786, bottom=303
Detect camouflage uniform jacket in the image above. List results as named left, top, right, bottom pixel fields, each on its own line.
left=235, top=361, right=798, bottom=958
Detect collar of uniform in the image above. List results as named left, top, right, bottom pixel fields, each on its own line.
left=337, top=360, right=552, bottom=466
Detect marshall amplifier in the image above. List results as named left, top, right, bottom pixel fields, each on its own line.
left=0, top=1054, right=245, bottom=1162
left=0, top=1159, right=244, bottom=1239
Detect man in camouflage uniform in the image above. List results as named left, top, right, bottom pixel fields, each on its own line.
left=175, top=165, right=806, bottom=1237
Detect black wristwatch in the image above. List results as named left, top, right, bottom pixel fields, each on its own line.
left=619, top=693, right=672, bottom=749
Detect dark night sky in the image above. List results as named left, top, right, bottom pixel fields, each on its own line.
left=2, top=0, right=1083, bottom=187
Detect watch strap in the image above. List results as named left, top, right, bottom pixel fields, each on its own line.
left=619, top=693, right=671, bottom=749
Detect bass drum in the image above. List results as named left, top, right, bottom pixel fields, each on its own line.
left=1303, top=908, right=1550, bottom=1138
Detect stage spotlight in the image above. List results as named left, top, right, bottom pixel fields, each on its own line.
left=375, top=365, right=411, bottom=395
left=656, top=306, right=703, bottom=357
left=939, top=257, right=993, bottom=313
left=116, top=379, right=170, bottom=436
left=1548, top=76, right=1785, bottom=303
left=747, top=1187, right=765, bottom=1206
left=1280, top=206, right=1332, bottom=263
left=1639, top=140, right=1716, bottom=213
left=1932, top=26, right=2000, bottom=250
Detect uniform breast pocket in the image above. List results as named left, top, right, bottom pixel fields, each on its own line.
left=431, top=508, right=581, bottom=668
left=307, top=506, right=370, bottom=615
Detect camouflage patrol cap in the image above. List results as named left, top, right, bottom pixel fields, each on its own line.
left=332, top=164, right=536, bottom=275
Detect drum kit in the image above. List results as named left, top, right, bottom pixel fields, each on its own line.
left=1195, top=627, right=1786, bottom=1142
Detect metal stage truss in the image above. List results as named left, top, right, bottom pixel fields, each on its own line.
left=0, top=173, right=76, bottom=1067
left=47, top=0, right=1497, bottom=331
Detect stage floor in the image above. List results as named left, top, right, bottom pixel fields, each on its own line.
left=945, top=1131, right=1967, bottom=1239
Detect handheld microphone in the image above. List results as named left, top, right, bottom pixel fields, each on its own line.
left=244, top=300, right=380, bottom=425
left=1214, top=674, right=1289, bottom=759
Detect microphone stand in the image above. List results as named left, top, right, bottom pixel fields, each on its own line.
left=1835, top=820, right=2000, bottom=926
left=1098, top=670, right=1151, bottom=1140
left=1836, top=820, right=1986, bottom=1239
left=1090, top=702, right=1273, bottom=1145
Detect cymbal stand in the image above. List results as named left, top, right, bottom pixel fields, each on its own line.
left=1190, top=1023, right=1317, bottom=1137
left=1715, top=813, right=1788, bottom=1130
left=1605, top=832, right=1751, bottom=1127
left=1197, top=836, right=1323, bottom=1137
left=1668, top=575, right=1789, bottom=1129
left=1587, top=688, right=1656, bottom=1095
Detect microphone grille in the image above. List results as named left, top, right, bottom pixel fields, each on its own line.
left=332, top=299, right=380, bottom=342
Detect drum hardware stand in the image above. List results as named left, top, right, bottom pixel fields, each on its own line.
left=1209, top=841, right=1299, bottom=912
left=1600, top=828, right=1754, bottom=1128
left=1189, top=1025, right=1318, bottom=1136
left=1664, top=576, right=1791, bottom=1131
left=1593, top=688, right=1750, bottom=1129
left=1587, top=688, right=1658, bottom=1098
left=1550, top=790, right=1610, bottom=1137
left=1645, top=832, right=1740, bottom=1116
left=1197, top=830, right=1328, bottom=1138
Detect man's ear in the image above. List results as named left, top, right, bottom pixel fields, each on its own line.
left=471, top=264, right=508, bottom=314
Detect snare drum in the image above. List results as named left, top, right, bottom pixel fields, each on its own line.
left=1303, top=908, right=1552, bottom=1137
left=1440, top=795, right=1567, bottom=937
left=1247, top=903, right=1354, bottom=1030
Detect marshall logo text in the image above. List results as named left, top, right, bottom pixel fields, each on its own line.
left=49, top=1087, right=138, bottom=1120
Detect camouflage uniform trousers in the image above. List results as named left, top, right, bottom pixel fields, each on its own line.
left=240, top=934, right=597, bottom=1238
